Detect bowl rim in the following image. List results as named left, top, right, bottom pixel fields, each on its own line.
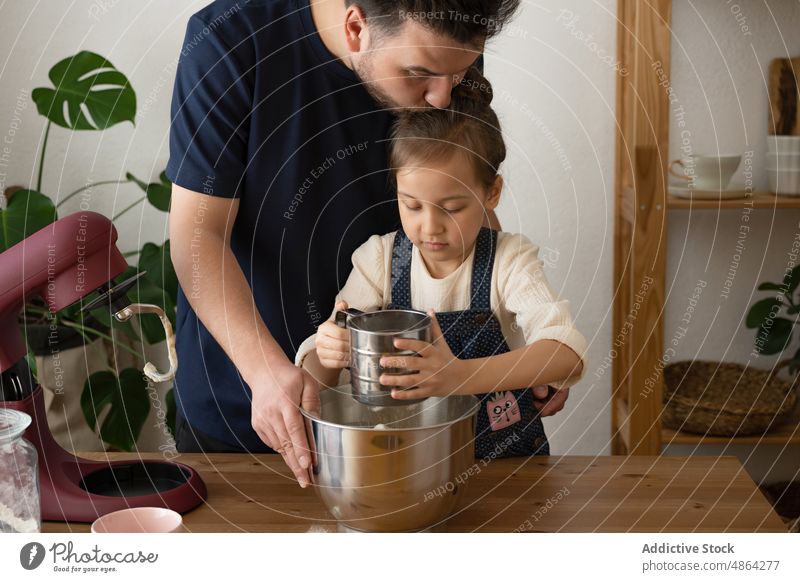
left=300, top=391, right=480, bottom=431
left=90, top=506, right=182, bottom=533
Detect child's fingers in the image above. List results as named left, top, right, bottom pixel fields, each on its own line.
left=380, top=355, right=406, bottom=368
left=317, top=346, right=349, bottom=361
left=391, top=387, right=427, bottom=400
left=316, top=336, right=350, bottom=354
left=318, top=354, right=349, bottom=369
left=334, top=300, right=349, bottom=311
left=392, top=337, right=431, bottom=354
left=319, top=321, right=349, bottom=339
left=379, top=371, right=421, bottom=387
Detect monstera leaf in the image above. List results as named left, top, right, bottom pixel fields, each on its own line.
left=127, top=171, right=171, bottom=211
left=0, top=189, right=57, bottom=252
left=82, top=368, right=150, bottom=451
left=31, top=51, right=136, bottom=130
left=137, top=240, right=178, bottom=304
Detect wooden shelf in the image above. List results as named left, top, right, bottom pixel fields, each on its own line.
left=611, top=2, right=800, bottom=455
left=668, top=191, right=800, bottom=210
left=661, top=408, right=800, bottom=446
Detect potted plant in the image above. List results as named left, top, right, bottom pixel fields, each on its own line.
left=0, top=51, right=177, bottom=451
left=746, top=264, right=800, bottom=371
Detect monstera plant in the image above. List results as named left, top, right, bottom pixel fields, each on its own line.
left=746, top=264, right=800, bottom=374
left=0, top=51, right=177, bottom=450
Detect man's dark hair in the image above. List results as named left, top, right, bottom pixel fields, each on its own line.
left=345, top=1, right=521, bottom=44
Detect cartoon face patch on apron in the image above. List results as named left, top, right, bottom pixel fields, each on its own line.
left=388, top=227, right=550, bottom=458
left=487, top=391, right=521, bottom=431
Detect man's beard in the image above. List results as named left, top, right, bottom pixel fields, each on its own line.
left=351, top=55, right=402, bottom=112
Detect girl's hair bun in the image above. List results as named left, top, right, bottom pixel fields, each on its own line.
left=451, top=66, right=494, bottom=112
left=388, top=65, right=505, bottom=189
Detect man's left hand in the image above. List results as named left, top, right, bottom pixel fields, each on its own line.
left=532, top=385, right=569, bottom=417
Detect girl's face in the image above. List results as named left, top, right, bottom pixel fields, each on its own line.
left=396, top=153, right=501, bottom=278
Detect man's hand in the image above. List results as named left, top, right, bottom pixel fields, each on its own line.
left=532, top=385, right=570, bottom=417
left=250, top=362, right=320, bottom=488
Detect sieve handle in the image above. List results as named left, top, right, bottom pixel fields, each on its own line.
left=334, top=307, right=364, bottom=329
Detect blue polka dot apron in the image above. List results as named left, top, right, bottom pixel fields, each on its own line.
left=387, top=227, right=550, bottom=458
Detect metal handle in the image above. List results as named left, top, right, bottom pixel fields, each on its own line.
left=334, top=307, right=364, bottom=329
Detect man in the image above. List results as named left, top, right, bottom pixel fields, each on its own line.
left=167, top=0, right=567, bottom=487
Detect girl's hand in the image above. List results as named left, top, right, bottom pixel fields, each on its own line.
left=315, top=301, right=351, bottom=369
left=379, top=310, right=475, bottom=399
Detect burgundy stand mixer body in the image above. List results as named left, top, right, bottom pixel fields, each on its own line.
left=0, top=211, right=206, bottom=523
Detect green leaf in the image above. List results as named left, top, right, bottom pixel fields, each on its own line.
left=753, top=318, right=793, bottom=356
left=81, top=368, right=150, bottom=451
left=137, top=241, right=178, bottom=305
left=746, top=297, right=783, bottom=329
left=25, top=347, right=38, bottom=382
left=126, top=171, right=171, bottom=212
left=0, top=189, right=57, bottom=252
left=758, top=282, right=784, bottom=292
left=31, top=51, right=136, bottom=130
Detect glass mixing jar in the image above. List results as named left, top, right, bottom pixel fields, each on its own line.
left=0, top=409, right=40, bottom=533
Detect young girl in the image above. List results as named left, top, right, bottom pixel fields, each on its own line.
left=295, top=68, right=587, bottom=458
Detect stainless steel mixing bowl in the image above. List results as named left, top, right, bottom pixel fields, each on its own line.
left=301, top=388, right=479, bottom=532
left=335, top=308, right=432, bottom=406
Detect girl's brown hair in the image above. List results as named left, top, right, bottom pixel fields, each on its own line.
left=388, top=66, right=506, bottom=190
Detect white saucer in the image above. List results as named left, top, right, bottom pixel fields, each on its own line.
left=668, top=184, right=750, bottom=200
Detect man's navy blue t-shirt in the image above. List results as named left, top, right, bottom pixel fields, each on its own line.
left=166, top=0, right=399, bottom=450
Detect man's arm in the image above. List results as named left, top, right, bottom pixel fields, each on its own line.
left=169, top=184, right=318, bottom=486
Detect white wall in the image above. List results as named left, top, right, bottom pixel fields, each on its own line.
left=661, top=1, right=800, bottom=483
left=0, top=0, right=798, bottom=484
left=0, top=0, right=210, bottom=451
left=490, top=0, right=800, bottom=484
left=488, top=0, right=617, bottom=456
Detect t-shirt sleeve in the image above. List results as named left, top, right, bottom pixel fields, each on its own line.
left=497, top=234, right=588, bottom=389
left=294, top=234, right=389, bottom=366
left=166, top=14, right=253, bottom=199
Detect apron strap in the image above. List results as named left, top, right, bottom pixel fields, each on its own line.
left=469, top=227, right=497, bottom=311
left=390, top=227, right=498, bottom=311
left=389, top=229, right=414, bottom=309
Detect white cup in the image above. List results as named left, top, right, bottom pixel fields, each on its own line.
left=767, top=135, right=800, bottom=155
left=766, top=152, right=800, bottom=170
left=669, top=154, right=742, bottom=190
left=91, top=507, right=183, bottom=533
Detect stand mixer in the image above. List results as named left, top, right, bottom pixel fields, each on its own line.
left=0, top=211, right=206, bottom=523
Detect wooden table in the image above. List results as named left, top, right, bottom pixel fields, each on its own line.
left=43, top=453, right=787, bottom=532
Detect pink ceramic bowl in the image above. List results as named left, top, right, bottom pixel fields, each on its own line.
left=91, top=507, right=183, bottom=533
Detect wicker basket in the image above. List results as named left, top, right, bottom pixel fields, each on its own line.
left=662, top=360, right=799, bottom=436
